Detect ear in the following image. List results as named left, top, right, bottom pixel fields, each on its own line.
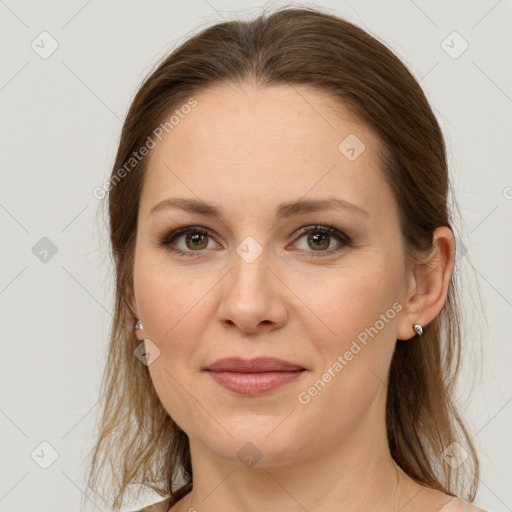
left=127, top=288, right=139, bottom=320
left=396, top=226, right=455, bottom=341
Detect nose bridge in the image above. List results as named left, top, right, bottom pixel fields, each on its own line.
left=217, top=234, right=286, bottom=332
left=229, top=235, right=271, bottom=298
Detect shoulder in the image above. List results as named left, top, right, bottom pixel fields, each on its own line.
left=132, top=496, right=173, bottom=512
left=439, top=497, right=490, bottom=512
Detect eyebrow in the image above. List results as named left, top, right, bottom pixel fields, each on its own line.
left=149, top=197, right=369, bottom=219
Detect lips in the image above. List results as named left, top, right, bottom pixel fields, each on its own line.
left=206, top=357, right=305, bottom=373
left=205, top=357, right=306, bottom=396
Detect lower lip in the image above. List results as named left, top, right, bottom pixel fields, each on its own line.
left=208, top=370, right=305, bottom=396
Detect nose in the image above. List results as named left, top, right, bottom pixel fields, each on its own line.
left=217, top=246, right=288, bottom=334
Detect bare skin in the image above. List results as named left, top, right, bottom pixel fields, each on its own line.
left=130, top=82, right=465, bottom=512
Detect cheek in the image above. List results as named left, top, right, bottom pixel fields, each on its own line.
left=296, top=260, right=402, bottom=406
left=147, top=363, right=207, bottom=437
left=134, top=255, right=210, bottom=345
left=299, top=260, right=402, bottom=345
left=294, top=273, right=400, bottom=439
left=133, top=260, right=213, bottom=428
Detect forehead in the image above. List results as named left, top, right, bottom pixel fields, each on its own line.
left=139, top=83, right=394, bottom=223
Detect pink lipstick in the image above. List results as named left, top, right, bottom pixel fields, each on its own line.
left=205, top=357, right=306, bottom=396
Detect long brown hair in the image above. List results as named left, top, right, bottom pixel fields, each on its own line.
left=83, top=5, right=480, bottom=510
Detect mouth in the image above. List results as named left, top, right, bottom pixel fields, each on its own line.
left=204, top=357, right=307, bottom=396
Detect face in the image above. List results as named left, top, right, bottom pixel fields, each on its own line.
left=130, top=82, right=412, bottom=468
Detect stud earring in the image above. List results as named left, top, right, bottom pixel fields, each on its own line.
left=413, top=324, right=423, bottom=337
left=135, top=320, right=143, bottom=331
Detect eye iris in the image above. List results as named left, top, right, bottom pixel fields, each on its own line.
left=308, top=232, right=329, bottom=250
left=186, top=232, right=208, bottom=250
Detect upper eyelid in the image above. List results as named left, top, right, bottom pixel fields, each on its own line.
left=166, top=224, right=342, bottom=238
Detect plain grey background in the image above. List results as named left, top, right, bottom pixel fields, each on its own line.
left=1, top=0, right=511, bottom=511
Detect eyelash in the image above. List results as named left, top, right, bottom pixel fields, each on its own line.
left=157, top=224, right=352, bottom=258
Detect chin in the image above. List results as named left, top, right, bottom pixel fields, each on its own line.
left=198, top=420, right=312, bottom=468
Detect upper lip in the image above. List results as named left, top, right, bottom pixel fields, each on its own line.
left=205, top=357, right=306, bottom=373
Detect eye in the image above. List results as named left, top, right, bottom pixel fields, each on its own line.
left=158, top=226, right=218, bottom=257
left=158, top=224, right=352, bottom=258
left=290, top=225, right=352, bottom=257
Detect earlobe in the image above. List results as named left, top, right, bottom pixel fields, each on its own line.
left=413, top=324, right=423, bottom=337
left=396, top=226, right=455, bottom=341
left=128, top=294, right=145, bottom=340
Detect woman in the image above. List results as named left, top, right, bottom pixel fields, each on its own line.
left=84, top=6, right=488, bottom=512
